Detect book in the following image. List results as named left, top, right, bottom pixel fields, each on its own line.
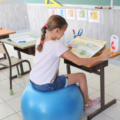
left=67, top=38, right=104, bottom=58
left=10, top=35, right=36, bottom=44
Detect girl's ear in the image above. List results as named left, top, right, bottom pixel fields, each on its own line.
left=55, top=28, right=59, bottom=33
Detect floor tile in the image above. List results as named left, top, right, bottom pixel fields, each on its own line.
left=0, top=97, right=4, bottom=104
left=1, top=67, right=19, bottom=77
left=92, top=113, right=113, bottom=120
left=105, top=70, right=120, bottom=82
left=0, top=72, right=8, bottom=81
left=19, top=81, right=30, bottom=88
left=105, top=64, right=117, bottom=72
left=89, top=91, right=115, bottom=105
left=0, top=102, right=15, bottom=119
left=0, top=79, right=18, bottom=91
left=0, top=85, right=24, bottom=101
left=88, top=87, right=97, bottom=95
left=13, top=76, right=29, bottom=85
left=17, top=111, right=23, bottom=119
left=112, top=65, right=120, bottom=73
left=105, top=83, right=120, bottom=99
left=103, top=100, right=120, bottom=120
left=7, top=96, right=21, bottom=112
left=80, top=113, right=113, bottom=120
left=87, top=76, right=113, bottom=90
left=80, top=109, right=97, bottom=120
left=115, top=79, right=120, bottom=85
left=2, top=114, right=23, bottom=120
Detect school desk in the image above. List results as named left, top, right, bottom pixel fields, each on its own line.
left=0, top=34, right=39, bottom=79
left=63, top=49, right=120, bottom=120
left=1, top=35, right=120, bottom=119
left=0, top=29, right=16, bottom=60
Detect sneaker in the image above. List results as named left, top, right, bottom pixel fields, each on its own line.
left=84, top=97, right=101, bottom=113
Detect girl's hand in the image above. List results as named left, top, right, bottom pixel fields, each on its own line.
left=99, top=53, right=113, bottom=61
left=67, top=45, right=72, bottom=50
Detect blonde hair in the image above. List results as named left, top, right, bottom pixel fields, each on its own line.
left=37, top=15, right=68, bottom=52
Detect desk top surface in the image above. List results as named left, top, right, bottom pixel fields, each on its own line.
left=0, top=34, right=39, bottom=49
left=0, top=29, right=16, bottom=36
left=86, top=49, right=120, bottom=67
left=63, top=49, right=120, bottom=67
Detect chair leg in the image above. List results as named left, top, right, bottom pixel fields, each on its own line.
left=28, top=61, right=32, bottom=71
left=16, top=65, right=22, bottom=78
left=9, top=67, right=13, bottom=95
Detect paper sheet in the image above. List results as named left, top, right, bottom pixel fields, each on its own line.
left=66, top=9, right=75, bottom=20
left=77, top=9, right=87, bottom=21
left=88, top=10, right=100, bottom=23
left=56, top=9, right=65, bottom=18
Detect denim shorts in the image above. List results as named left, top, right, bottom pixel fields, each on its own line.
left=30, top=75, right=68, bottom=92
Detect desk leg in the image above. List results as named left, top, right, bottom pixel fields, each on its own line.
left=66, top=64, right=71, bottom=74
left=18, top=51, right=24, bottom=74
left=100, top=63, right=105, bottom=108
left=87, top=63, right=116, bottom=120
left=0, top=35, right=9, bottom=60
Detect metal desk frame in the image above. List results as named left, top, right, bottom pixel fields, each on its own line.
left=64, top=59, right=116, bottom=120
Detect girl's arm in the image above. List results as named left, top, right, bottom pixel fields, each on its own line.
left=62, top=50, right=112, bottom=66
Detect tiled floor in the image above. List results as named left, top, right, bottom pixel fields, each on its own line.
left=0, top=32, right=120, bottom=120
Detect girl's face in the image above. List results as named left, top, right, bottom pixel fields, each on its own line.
left=55, top=25, right=67, bottom=40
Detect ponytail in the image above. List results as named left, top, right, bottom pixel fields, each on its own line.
left=37, top=15, right=68, bottom=52
left=37, top=26, right=47, bottom=52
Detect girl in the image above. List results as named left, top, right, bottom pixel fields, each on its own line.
left=30, top=15, right=112, bottom=113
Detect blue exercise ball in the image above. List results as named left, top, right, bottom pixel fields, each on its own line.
left=21, top=83, right=84, bottom=120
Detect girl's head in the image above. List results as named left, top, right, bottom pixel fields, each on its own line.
left=37, top=15, right=68, bottom=52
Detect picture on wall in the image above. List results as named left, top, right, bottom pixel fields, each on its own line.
left=49, top=9, right=56, bottom=16
left=66, top=9, right=75, bottom=20
left=88, top=10, right=100, bottom=23
left=56, top=9, right=65, bottom=18
left=77, top=9, right=87, bottom=21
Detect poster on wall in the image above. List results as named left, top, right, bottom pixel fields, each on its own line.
left=56, top=9, right=65, bottom=18
left=66, top=9, right=75, bottom=20
left=49, top=9, right=56, bottom=16
left=77, top=9, right=87, bottom=21
left=88, top=10, right=100, bottom=23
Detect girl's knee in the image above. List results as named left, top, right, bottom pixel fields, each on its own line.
left=78, top=73, right=87, bottom=83
left=78, top=73, right=86, bottom=79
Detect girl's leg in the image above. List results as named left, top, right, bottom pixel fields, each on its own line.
left=67, top=73, right=89, bottom=104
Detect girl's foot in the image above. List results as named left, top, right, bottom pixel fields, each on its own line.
left=84, top=97, right=101, bottom=113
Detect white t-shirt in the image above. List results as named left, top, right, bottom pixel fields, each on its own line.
left=30, top=38, right=68, bottom=85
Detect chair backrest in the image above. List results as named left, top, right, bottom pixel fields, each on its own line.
left=0, top=44, right=6, bottom=54
left=0, top=42, right=12, bottom=66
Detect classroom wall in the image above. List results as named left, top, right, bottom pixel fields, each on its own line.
left=26, top=0, right=120, bottom=6
left=0, top=0, right=30, bottom=32
left=27, top=5, right=120, bottom=62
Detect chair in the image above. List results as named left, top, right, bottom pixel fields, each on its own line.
left=0, top=42, right=31, bottom=95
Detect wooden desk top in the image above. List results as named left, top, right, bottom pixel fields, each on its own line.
left=63, top=49, right=120, bottom=67
left=0, top=29, right=16, bottom=36
left=0, top=34, right=39, bottom=49
left=86, top=49, right=120, bottom=67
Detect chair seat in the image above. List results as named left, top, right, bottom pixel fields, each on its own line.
left=0, top=56, right=23, bottom=66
